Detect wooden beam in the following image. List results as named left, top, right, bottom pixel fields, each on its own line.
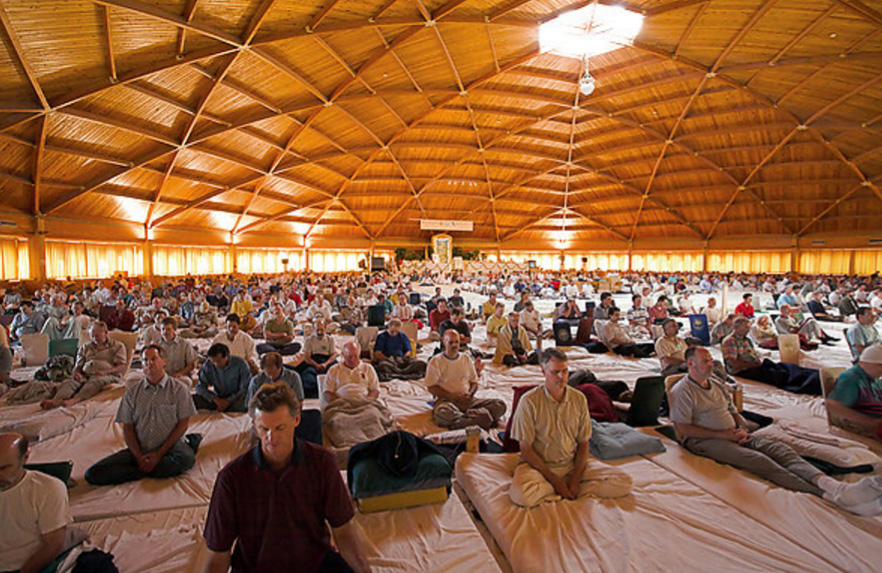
left=371, top=0, right=401, bottom=20
left=176, top=0, right=200, bottom=55
left=490, top=0, right=536, bottom=21
left=32, top=115, right=47, bottom=215
left=56, top=107, right=179, bottom=146
left=92, top=0, right=242, bottom=47
left=250, top=48, right=329, bottom=104
left=44, top=146, right=176, bottom=213
left=433, top=0, right=470, bottom=20
left=673, top=2, right=707, bottom=59
left=0, top=3, right=48, bottom=109
left=103, top=6, right=117, bottom=81
left=124, top=82, right=230, bottom=126
left=646, top=0, right=710, bottom=16
left=308, top=0, right=342, bottom=31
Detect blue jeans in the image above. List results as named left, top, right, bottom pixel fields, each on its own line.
left=85, top=440, right=196, bottom=485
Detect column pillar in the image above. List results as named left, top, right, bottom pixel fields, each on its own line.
left=142, top=239, right=153, bottom=279
left=848, top=249, right=856, bottom=275
left=702, top=240, right=709, bottom=272
left=28, top=216, right=47, bottom=282
left=790, top=238, right=799, bottom=274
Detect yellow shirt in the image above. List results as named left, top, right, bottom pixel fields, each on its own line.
left=230, top=298, right=253, bottom=317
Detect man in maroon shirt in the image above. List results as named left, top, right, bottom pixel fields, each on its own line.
left=203, top=383, right=372, bottom=573
left=429, top=299, right=451, bottom=332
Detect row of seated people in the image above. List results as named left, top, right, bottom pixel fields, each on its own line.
left=7, top=336, right=882, bottom=572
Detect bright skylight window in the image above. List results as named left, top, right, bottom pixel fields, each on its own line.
left=539, top=4, right=644, bottom=59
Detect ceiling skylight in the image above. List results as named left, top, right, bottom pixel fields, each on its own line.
left=539, top=4, right=644, bottom=59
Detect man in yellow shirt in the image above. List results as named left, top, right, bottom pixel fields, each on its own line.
left=230, top=290, right=256, bottom=332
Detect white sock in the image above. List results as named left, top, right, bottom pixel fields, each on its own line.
left=815, top=475, right=845, bottom=497
left=832, top=476, right=882, bottom=507
left=838, top=497, right=882, bottom=517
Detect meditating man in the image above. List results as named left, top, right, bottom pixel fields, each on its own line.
left=296, top=319, right=337, bottom=398
left=40, top=320, right=127, bottom=410
left=425, top=330, right=505, bottom=430
left=602, top=307, right=655, bottom=358
left=324, top=341, right=380, bottom=403
left=246, top=351, right=303, bottom=405
left=372, top=319, right=425, bottom=381
left=85, top=344, right=201, bottom=485
left=494, top=311, right=538, bottom=367
left=509, top=348, right=633, bottom=508
left=256, top=304, right=300, bottom=356
left=0, top=433, right=74, bottom=573
left=193, top=343, right=251, bottom=413
left=656, top=318, right=692, bottom=377
left=671, top=347, right=882, bottom=516
left=846, top=307, right=881, bottom=362
left=213, top=313, right=260, bottom=374
left=9, top=301, right=44, bottom=342
left=203, top=383, right=372, bottom=573
left=775, top=304, right=836, bottom=345
left=734, top=293, right=755, bottom=318
left=826, top=344, right=882, bottom=442
left=485, top=302, right=507, bottom=346
left=159, top=316, right=199, bottom=383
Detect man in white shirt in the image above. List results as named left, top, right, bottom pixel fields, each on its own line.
left=655, top=319, right=691, bottom=376
left=425, top=330, right=505, bottom=430
left=0, top=433, right=73, bottom=573
left=519, top=300, right=545, bottom=350
left=702, top=297, right=722, bottom=326
left=213, top=313, right=260, bottom=373
left=324, top=341, right=379, bottom=403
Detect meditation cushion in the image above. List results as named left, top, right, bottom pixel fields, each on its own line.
left=349, top=453, right=451, bottom=499
left=588, top=422, right=666, bottom=460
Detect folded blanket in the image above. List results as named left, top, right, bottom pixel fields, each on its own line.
left=753, top=422, right=881, bottom=469
left=323, top=398, right=395, bottom=449
left=589, top=422, right=666, bottom=460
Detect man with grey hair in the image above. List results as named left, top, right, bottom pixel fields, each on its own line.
left=509, top=348, right=632, bottom=507
left=672, top=346, right=882, bottom=516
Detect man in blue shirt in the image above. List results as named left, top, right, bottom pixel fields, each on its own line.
left=372, top=319, right=426, bottom=382
left=194, top=343, right=251, bottom=413
left=373, top=319, right=412, bottom=361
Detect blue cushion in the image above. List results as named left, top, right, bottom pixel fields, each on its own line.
left=350, top=452, right=451, bottom=499
left=589, top=422, right=666, bottom=460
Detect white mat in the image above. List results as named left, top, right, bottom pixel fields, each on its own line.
left=455, top=452, right=838, bottom=573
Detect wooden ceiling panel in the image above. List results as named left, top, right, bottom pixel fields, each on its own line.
left=4, top=0, right=881, bottom=244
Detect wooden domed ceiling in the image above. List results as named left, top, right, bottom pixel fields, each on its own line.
left=1, top=0, right=881, bottom=249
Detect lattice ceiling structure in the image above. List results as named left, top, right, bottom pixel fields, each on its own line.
left=1, top=0, right=881, bottom=250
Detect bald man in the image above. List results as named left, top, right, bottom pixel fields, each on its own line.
left=0, top=433, right=73, bottom=573
left=324, top=341, right=379, bottom=404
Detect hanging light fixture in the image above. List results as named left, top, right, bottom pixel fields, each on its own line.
left=579, top=63, right=595, bottom=96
